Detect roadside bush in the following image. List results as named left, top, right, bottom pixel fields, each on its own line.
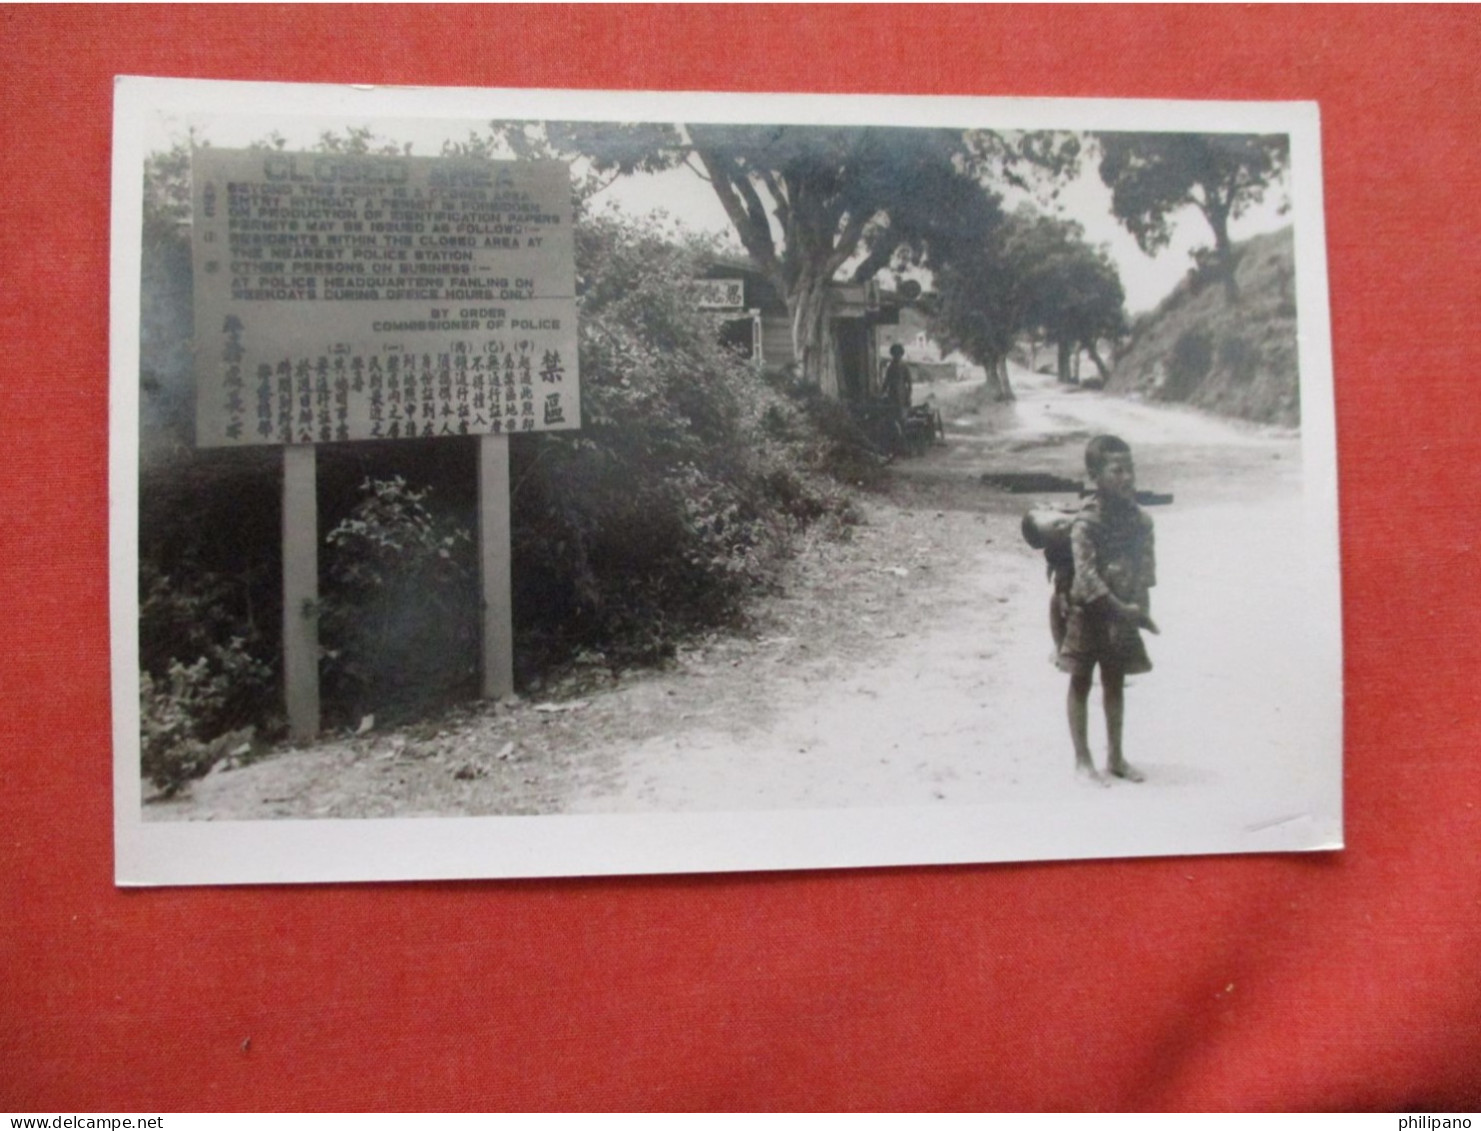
left=138, top=561, right=275, bottom=795
left=509, top=210, right=854, bottom=674
left=320, top=475, right=479, bottom=725
left=789, top=389, right=895, bottom=490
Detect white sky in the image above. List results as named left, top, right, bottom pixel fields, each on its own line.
left=146, top=107, right=1291, bottom=316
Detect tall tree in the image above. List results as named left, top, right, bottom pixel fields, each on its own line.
left=929, top=207, right=1038, bottom=401
left=472, top=122, right=1076, bottom=399
left=1026, top=233, right=1128, bottom=383
left=931, top=208, right=1126, bottom=394
left=1096, top=132, right=1289, bottom=296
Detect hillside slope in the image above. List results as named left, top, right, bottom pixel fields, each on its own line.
left=1111, top=227, right=1300, bottom=426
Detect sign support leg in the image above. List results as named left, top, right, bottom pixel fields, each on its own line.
left=479, top=433, right=515, bottom=700
left=282, top=443, right=320, bottom=740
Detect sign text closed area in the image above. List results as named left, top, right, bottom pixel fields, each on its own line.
left=192, top=149, right=580, bottom=447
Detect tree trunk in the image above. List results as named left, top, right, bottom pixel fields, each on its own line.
left=1085, top=340, right=1112, bottom=382
left=1207, top=202, right=1240, bottom=301
left=1057, top=339, right=1074, bottom=384
left=1219, top=253, right=1241, bottom=301
left=789, top=270, right=839, bottom=400
left=980, top=353, right=1015, bottom=402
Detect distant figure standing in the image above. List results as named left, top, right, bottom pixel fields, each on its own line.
left=880, top=344, right=913, bottom=455
left=882, top=343, right=913, bottom=415
left=1055, top=434, right=1158, bottom=784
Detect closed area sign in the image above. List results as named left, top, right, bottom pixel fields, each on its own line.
left=191, top=148, right=579, bottom=447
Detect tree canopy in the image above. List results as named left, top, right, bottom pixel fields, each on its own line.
left=1027, top=227, right=1127, bottom=370
left=1096, top=132, right=1289, bottom=291
left=931, top=207, right=1127, bottom=391
left=472, top=121, right=1078, bottom=398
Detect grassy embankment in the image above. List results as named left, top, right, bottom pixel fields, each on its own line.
left=1111, top=227, right=1300, bottom=427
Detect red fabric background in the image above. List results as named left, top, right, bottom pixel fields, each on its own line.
left=2, top=4, right=1478, bottom=1112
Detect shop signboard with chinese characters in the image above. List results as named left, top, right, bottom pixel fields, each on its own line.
left=690, top=277, right=745, bottom=310
left=191, top=149, right=579, bottom=447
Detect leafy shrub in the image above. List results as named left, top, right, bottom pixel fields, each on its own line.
left=789, top=390, right=895, bottom=490
left=138, top=563, right=275, bottom=795
left=320, top=476, right=479, bottom=725
left=509, top=210, right=856, bottom=673
left=140, top=646, right=269, bottom=796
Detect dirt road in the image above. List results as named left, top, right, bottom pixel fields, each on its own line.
left=157, top=364, right=1340, bottom=855
left=564, top=365, right=1319, bottom=815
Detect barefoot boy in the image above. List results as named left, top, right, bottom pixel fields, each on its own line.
left=1056, top=435, right=1158, bottom=783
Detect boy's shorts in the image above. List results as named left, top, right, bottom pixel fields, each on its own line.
left=1054, top=596, right=1152, bottom=675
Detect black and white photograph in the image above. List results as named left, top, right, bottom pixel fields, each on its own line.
left=110, top=79, right=1341, bottom=885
